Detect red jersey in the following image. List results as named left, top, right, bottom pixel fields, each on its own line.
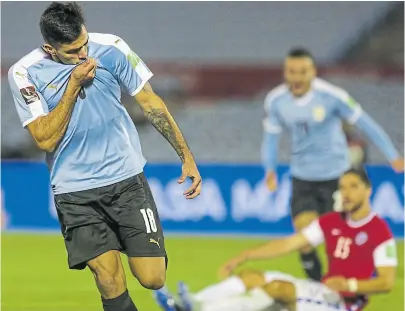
left=302, top=211, right=397, bottom=309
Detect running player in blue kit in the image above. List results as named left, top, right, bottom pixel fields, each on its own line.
left=262, top=48, right=403, bottom=282
left=8, top=2, right=202, bottom=311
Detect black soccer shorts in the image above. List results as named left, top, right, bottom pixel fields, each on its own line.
left=54, top=173, right=166, bottom=270
left=290, top=177, right=339, bottom=219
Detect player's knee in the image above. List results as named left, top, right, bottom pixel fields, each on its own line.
left=129, top=257, right=166, bottom=289
left=137, top=272, right=166, bottom=290
left=237, top=268, right=266, bottom=290
left=263, top=280, right=295, bottom=303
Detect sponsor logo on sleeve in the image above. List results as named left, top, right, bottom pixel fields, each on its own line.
left=20, top=86, right=40, bottom=105
left=386, top=244, right=396, bottom=258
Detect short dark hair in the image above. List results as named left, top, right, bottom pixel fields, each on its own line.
left=40, top=2, right=85, bottom=46
left=343, top=167, right=371, bottom=187
left=287, top=48, right=314, bottom=60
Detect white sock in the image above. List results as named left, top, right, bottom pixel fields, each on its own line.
left=193, top=276, right=246, bottom=303
left=199, top=288, right=275, bottom=311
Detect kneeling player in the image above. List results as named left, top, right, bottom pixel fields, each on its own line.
left=155, top=168, right=397, bottom=311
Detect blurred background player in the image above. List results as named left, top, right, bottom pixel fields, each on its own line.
left=154, top=168, right=397, bottom=311
left=7, top=2, right=202, bottom=311
left=262, top=48, right=403, bottom=281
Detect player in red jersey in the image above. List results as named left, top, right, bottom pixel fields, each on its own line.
left=154, top=168, right=397, bottom=311
left=213, top=167, right=397, bottom=311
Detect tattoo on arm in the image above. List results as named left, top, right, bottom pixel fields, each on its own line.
left=144, top=107, right=192, bottom=162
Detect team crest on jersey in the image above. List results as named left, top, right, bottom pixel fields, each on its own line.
left=312, top=106, right=325, bottom=122
left=355, top=231, right=368, bottom=245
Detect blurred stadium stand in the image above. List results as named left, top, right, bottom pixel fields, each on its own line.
left=1, top=1, right=403, bottom=163
left=342, top=1, right=404, bottom=66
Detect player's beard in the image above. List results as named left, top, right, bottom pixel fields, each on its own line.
left=349, top=202, right=363, bottom=214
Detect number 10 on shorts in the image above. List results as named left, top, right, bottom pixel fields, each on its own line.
left=140, top=208, right=158, bottom=233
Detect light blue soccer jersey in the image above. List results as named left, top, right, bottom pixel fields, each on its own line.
left=262, top=78, right=399, bottom=181
left=8, top=33, right=153, bottom=194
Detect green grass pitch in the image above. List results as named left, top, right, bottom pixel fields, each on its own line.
left=2, top=234, right=403, bottom=311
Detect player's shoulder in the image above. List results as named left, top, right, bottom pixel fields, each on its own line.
left=318, top=211, right=344, bottom=226
left=312, top=78, right=350, bottom=103
left=89, top=33, right=131, bottom=55
left=365, top=213, right=394, bottom=244
left=8, top=48, right=48, bottom=84
left=264, top=83, right=289, bottom=110
left=369, top=213, right=392, bottom=231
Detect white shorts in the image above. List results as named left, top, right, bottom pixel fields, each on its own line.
left=264, top=272, right=347, bottom=311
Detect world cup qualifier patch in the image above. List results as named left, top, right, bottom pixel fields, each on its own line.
left=20, top=86, right=40, bottom=105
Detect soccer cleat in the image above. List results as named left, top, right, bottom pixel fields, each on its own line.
left=153, top=287, right=177, bottom=311
left=178, top=281, right=193, bottom=311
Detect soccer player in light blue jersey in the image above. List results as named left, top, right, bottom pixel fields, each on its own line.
left=261, top=48, right=403, bottom=282
left=8, top=2, right=202, bottom=311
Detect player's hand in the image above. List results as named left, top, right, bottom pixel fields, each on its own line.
left=70, top=58, right=97, bottom=87
left=391, top=157, right=404, bottom=173
left=324, top=276, right=349, bottom=292
left=178, top=160, right=202, bottom=199
left=265, top=171, right=278, bottom=192
left=218, top=255, right=246, bottom=279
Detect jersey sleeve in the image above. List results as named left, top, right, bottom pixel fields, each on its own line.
left=334, top=90, right=363, bottom=124
left=301, top=219, right=325, bottom=247
left=112, top=36, right=153, bottom=96
left=372, top=220, right=397, bottom=267
left=262, top=92, right=282, bottom=134
left=373, top=239, right=398, bottom=267
left=8, top=65, right=49, bottom=127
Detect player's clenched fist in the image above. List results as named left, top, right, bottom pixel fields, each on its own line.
left=70, top=58, right=96, bottom=87
left=265, top=170, right=278, bottom=192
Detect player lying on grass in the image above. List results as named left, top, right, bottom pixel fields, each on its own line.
left=154, top=168, right=397, bottom=311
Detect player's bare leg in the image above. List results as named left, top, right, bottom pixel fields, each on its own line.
left=128, top=256, right=166, bottom=290
left=293, top=211, right=322, bottom=281
left=87, top=250, right=138, bottom=311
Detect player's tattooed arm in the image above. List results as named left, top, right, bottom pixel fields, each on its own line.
left=135, top=82, right=202, bottom=199
left=135, top=82, right=193, bottom=163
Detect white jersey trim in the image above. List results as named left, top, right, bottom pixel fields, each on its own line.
left=11, top=48, right=48, bottom=89
left=312, top=78, right=350, bottom=103
left=22, top=113, right=48, bottom=128
left=262, top=118, right=282, bottom=134
left=129, top=72, right=153, bottom=97
left=348, top=106, right=363, bottom=124
left=10, top=49, right=49, bottom=127
left=346, top=212, right=376, bottom=228
left=263, top=84, right=287, bottom=133
left=301, top=220, right=325, bottom=247
left=89, top=32, right=153, bottom=97
left=89, top=33, right=131, bottom=56
left=313, top=78, right=364, bottom=123
left=264, top=84, right=288, bottom=110
left=373, top=238, right=398, bottom=267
